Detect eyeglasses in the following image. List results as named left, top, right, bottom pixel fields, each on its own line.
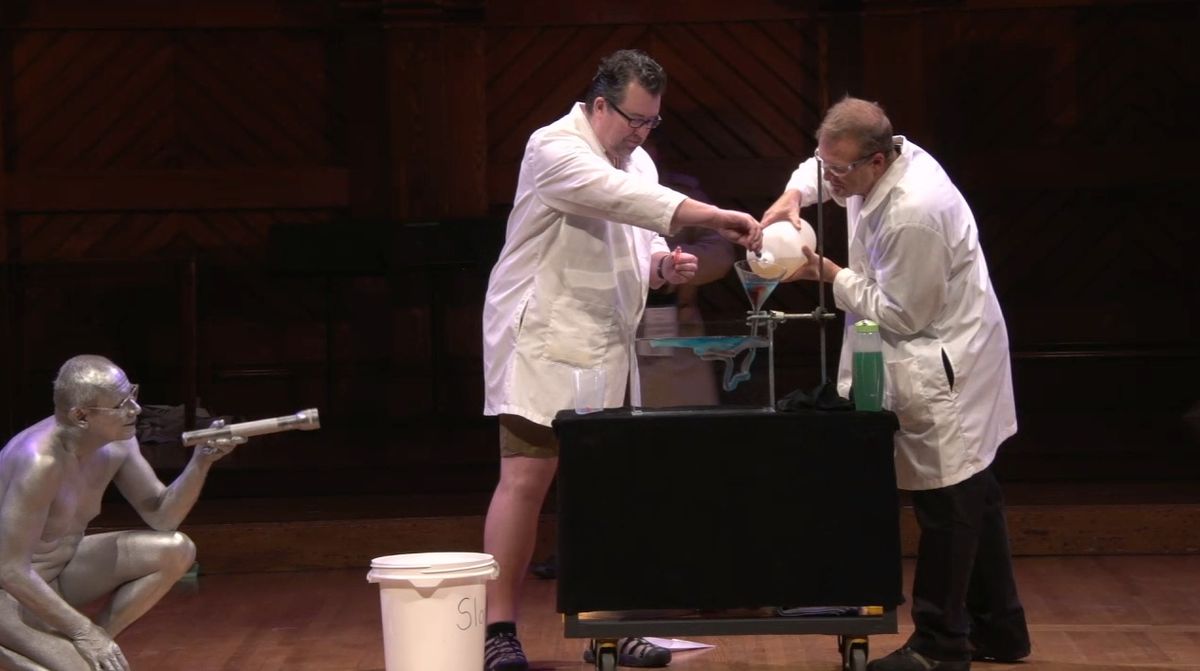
left=605, top=99, right=663, bottom=129
left=815, top=150, right=877, bottom=177
left=84, top=384, right=140, bottom=413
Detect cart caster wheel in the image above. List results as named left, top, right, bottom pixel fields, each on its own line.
left=592, top=639, right=618, bottom=671
left=842, top=637, right=868, bottom=671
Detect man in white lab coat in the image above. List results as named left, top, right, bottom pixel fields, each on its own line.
left=481, top=49, right=762, bottom=671
left=763, top=97, right=1030, bottom=671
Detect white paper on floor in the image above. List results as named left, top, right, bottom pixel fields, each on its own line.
left=643, top=637, right=715, bottom=651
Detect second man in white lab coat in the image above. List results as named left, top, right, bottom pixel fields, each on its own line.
left=764, top=96, right=1030, bottom=671
left=481, top=49, right=762, bottom=671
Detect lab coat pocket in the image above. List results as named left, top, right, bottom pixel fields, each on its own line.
left=884, top=356, right=936, bottom=434
left=541, top=294, right=617, bottom=369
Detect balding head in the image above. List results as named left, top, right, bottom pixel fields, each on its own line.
left=52, top=355, right=127, bottom=423
left=817, top=96, right=896, bottom=160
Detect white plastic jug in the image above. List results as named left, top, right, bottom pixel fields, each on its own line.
left=746, top=219, right=817, bottom=279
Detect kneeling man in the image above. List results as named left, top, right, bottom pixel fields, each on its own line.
left=0, top=355, right=240, bottom=671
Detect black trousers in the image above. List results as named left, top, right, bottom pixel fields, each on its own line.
left=907, top=465, right=1031, bottom=661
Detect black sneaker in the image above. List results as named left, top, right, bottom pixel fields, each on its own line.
left=867, top=646, right=970, bottom=671
left=484, top=632, right=529, bottom=671
left=582, top=638, right=672, bottom=668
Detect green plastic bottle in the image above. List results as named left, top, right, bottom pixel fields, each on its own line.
left=852, top=319, right=884, bottom=412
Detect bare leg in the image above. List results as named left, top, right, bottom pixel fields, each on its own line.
left=484, top=455, right=558, bottom=624
left=0, top=643, right=52, bottom=671
left=56, top=530, right=196, bottom=636
left=0, top=592, right=87, bottom=671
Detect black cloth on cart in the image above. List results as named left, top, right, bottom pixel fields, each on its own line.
left=554, top=408, right=903, bottom=614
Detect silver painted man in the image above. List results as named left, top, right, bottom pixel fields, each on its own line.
left=0, top=355, right=240, bottom=671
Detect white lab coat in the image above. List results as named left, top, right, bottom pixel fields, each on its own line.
left=785, top=137, right=1017, bottom=490
left=483, top=104, right=684, bottom=427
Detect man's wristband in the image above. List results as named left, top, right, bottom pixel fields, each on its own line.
left=656, top=254, right=667, bottom=281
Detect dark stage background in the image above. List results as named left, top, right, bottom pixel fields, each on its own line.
left=0, top=0, right=1197, bottom=502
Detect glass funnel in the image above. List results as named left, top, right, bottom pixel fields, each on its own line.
left=734, top=260, right=783, bottom=312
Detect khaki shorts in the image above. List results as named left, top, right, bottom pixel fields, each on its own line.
left=499, top=414, right=559, bottom=458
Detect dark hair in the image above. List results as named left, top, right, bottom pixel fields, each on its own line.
left=584, top=49, right=667, bottom=113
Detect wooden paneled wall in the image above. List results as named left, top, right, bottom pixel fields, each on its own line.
left=0, top=0, right=1196, bottom=498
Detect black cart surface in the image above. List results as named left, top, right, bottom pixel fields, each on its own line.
left=553, top=407, right=904, bottom=671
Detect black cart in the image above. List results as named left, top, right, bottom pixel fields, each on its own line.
left=554, top=408, right=903, bottom=671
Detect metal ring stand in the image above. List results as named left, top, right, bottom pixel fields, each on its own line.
left=744, top=155, right=838, bottom=408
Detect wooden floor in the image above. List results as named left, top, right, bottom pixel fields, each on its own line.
left=115, top=555, right=1200, bottom=670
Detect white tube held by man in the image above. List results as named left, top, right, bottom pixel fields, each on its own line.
left=181, top=409, right=320, bottom=446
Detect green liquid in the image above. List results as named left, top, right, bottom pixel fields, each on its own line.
left=852, top=351, right=884, bottom=412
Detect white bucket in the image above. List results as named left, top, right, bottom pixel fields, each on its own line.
left=367, top=552, right=500, bottom=671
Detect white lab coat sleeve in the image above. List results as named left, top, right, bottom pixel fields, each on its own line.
left=831, top=222, right=950, bottom=336
left=650, top=234, right=671, bottom=257
left=529, top=132, right=685, bottom=236
left=784, top=156, right=841, bottom=208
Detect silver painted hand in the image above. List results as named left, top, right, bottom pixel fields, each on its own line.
left=197, top=418, right=247, bottom=457
left=71, top=625, right=130, bottom=671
